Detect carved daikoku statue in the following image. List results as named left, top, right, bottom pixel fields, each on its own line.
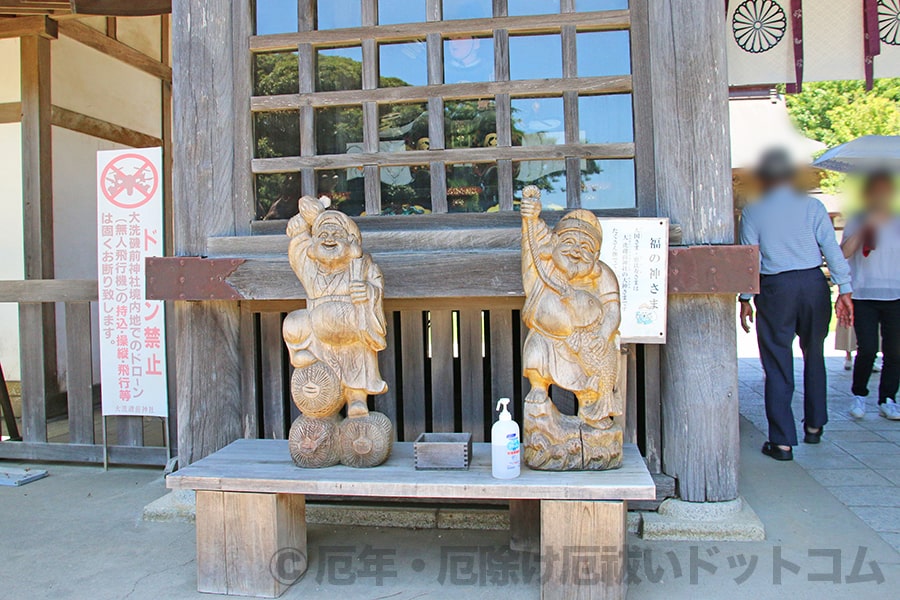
left=520, top=186, right=624, bottom=470
left=283, top=196, right=393, bottom=468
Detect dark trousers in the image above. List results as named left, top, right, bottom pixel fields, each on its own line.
left=852, top=299, right=900, bottom=403
left=755, top=268, right=832, bottom=446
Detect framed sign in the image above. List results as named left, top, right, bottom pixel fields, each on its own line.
left=598, top=218, right=669, bottom=344
left=97, top=148, right=168, bottom=417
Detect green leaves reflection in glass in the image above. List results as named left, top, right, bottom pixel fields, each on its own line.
left=447, top=162, right=499, bottom=213
left=445, top=100, right=496, bottom=149
left=316, top=47, right=363, bottom=91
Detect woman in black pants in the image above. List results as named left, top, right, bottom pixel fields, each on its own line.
left=843, top=173, right=900, bottom=420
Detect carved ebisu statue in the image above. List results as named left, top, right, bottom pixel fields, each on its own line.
left=283, top=196, right=393, bottom=468
left=520, top=186, right=624, bottom=471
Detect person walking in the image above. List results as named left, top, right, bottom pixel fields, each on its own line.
left=739, top=149, right=854, bottom=461
left=843, top=173, right=900, bottom=420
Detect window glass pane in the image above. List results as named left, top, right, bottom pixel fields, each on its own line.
left=379, top=102, right=429, bottom=150
left=577, top=0, right=629, bottom=10
left=580, top=159, right=636, bottom=209
left=379, top=0, right=427, bottom=24
left=317, top=169, right=367, bottom=215
left=509, top=34, right=562, bottom=81
left=513, top=160, right=567, bottom=211
left=379, top=41, right=428, bottom=88
left=316, top=106, right=364, bottom=155
left=508, top=0, right=559, bottom=16
left=381, top=165, right=432, bottom=215
left=254, top=52, right=299, bottom=95
left=442, top=0, right=492, bottom=20
left=254, top=111, right=300, bottom=158
left=444, top=37, right=494, bottom=83
left=446, top=162, right=499, bottom=212
left=257, top=173, right=301, bottom=220
left=255, top=0, right=298, bottom=35
left=577, top=31, right=631, bottom=77
left=511, top=97, right=564, bottom=146
left=445, top=99, right=496, bottom=149
left=316, top=0, right=361, bottom=29
left=317, top=47, right=363, bottom=91
left=578, top=94, right=633, bottom=144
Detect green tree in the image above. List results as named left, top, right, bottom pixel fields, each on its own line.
left=782, top=79, right=900, bottom=191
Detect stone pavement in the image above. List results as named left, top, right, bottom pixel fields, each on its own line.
left=737, top=324, right=900, bottom=555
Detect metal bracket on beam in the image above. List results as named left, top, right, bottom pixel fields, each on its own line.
left=668, top=245, right=759, bottom=295
left=146, top=257, right=245, bottom=301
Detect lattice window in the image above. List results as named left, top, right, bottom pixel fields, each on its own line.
left=251, top=0, right=636, bottom=219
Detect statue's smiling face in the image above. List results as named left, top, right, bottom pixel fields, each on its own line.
left=553, top=231, right=597, bottom=279
left=311, top=223, right=353, bottom=268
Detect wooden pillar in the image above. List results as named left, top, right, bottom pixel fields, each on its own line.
left=19, top=33, right=58, bottom=443
left=645, top=0, right=740, bottom=502
left=171, top=0, right=249, bottom=466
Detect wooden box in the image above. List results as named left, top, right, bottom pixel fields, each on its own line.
left=413, top=433, right=473, bottom=470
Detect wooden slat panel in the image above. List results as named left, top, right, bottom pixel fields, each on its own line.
left=374, top=312, right=398, bottom=434
left=624, top=345, right=637, bottom=444
left=232, top=0, right=255, bottom=233
left=239, top=305, right=259, bottom=438
left=116, top=416, right=144, bottom=447
left=259, top=312, right=286, bottom=439
left=497, top=159, right=513, bottom=211
left=489, top=309, right=515, bottom=415
left=429, top=310, right=454, bottom=432
left=429, top=160, right=447, bottom=214
left=0, top=279, right=97, bottom=302
left=65, top=302, right=94, bottom=444
left=196, top=491, right=227, bottom=594
left=0, top=101, right=21, bottom=124
left=250, top=10, right=630, bottom=51
left=459, top=309, right=485, bottom=441
left=399, top=311, right=426, bottom=441
left=642, top=343, right=662, bottom=472
left=253, top=142, right=635, bottom=172
left=629, top=0, right=657, bottom=217
left=252, top=75, right=632, bottom=110
left=363, top=164, right=381, bottom=215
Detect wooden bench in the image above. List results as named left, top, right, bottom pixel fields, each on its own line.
left=167, top=439, right=655, bottom=599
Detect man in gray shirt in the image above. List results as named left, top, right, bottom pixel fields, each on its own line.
left=739, top=149, right=854, bottom=461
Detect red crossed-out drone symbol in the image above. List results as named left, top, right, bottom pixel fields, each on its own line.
left=101, top=153, right=159, bottom=209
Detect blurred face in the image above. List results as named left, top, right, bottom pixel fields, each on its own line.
left=449, top=37, right=480, bottom=61
left=865, top=176, right=895, bottom=211
left=552, top=231, right=598, bottom=280
left=310, top=223, right=353, bottom=268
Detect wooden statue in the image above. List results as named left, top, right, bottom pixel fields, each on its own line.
left=520, top=186, right=623, bottom=470
left=283, top=196, right=393, bottom=468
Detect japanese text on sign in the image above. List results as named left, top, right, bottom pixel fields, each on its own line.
left=598, top=218, right=669, bottom=343
left=97, top=148, right=168, bottom=417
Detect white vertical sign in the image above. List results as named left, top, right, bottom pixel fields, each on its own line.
left=598, top=218, right=669, bottom=343
left=97, top=148, right=168, bottom=417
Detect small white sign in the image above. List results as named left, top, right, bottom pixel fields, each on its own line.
left=97, top=148, right=168, bottom=417
left=598, top=218, right=669, bottom=344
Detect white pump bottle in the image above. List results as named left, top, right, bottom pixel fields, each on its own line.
left=491, top=398, right=521, bottom=479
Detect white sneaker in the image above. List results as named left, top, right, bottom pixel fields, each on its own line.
left=873, top=357, right=882, bottom=373
left=849, top=396, right=866, bottom=419
left=844, top=357, right=853, bottom=371
left=878, top=399, right=900, bottom=421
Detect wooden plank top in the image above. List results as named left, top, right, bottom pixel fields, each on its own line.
left=167, top=440, right=656, bottom=501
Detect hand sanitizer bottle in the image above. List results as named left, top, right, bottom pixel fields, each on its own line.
left=492, top=398, right=520, bottom=479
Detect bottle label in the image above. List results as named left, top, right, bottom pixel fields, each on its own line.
left=506, top=432, right=520, bottom=453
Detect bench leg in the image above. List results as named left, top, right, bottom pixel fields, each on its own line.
left=196, top=491, right=307, bottom=597
left=540, top=500, right=626, bottom=600
left=509, top=499, right=541, bottom=553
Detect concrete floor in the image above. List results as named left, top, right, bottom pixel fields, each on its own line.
left=1, top=414, right=898, bottom=599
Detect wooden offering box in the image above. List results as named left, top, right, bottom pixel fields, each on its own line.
left=413, top=432, right=473, bottom=470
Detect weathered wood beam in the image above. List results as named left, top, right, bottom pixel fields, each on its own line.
left=19, top=32, right=57, bottom=443
left=250, top=9, right=629, bottom=51
left=0, top=15, right=58, bottom=38
left=50, top=105, right=162, bottom=147
left=70, top=0, right=171, bottom=16
left=56, top=19, right=172, bottom=81
left=648, top=0, right=739, bottom=503
left=252, top=142, right=634, bottom=173
left=0, top=279, right=97, bottom=302
left=252, top=75, right=632, bottom=111
left=0, top=101, right=21, bottom=123
left=0, top=441, right=168, bottom=465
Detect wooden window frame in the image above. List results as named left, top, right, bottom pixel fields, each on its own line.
left=246, top=0, right=655, bottom=219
